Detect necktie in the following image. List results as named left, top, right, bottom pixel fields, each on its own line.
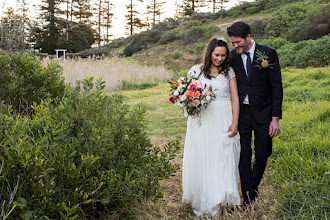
left=245, top=52, right=251, bottom=80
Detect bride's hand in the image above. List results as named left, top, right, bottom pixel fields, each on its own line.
left=227, top=123, right=238, bottom=137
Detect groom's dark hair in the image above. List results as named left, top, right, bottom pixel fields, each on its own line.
left=227, top=21, right=251, bottom=39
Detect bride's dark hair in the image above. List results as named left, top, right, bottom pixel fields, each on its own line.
left=201, top=37, right=230, bottom=79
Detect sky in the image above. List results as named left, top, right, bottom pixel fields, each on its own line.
left=0, top=0, right=250, bottom=40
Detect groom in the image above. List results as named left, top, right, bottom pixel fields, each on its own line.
left=227, top=21, right=283, bottom=205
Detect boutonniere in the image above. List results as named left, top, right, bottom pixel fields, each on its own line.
left=254, top=50, right=275, bottom=69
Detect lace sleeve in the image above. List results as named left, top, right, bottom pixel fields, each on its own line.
left=188, top=65, right=201, bottom=78
left=228, top=67, right=236, bottom=80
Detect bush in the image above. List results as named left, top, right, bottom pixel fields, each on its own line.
left=172, top=52, right=182, bottom=59
left=195, top=42, right=206, bottom=53
left=0, top=52, right=66, bottom=115
left=260, top=37, right=288, bottom=49
left=264, top=1, right=329, bottom=42
left=182, top=26, right=205, bottom=45
left=203, top=25, right=219, bottom=39
left=182, top=25, right=219, bottom=45
left=116, top=80, right=158, bottom=91
left=183, top=20, right=203, bottom=29
left=250, top=19, right=269, bottom=40
left=0, top=77, right=180, bottom=219
left=277, top=35, right=330, bottom=68
left=159, top=30, right=179, bottom=45
left=303, top=3, right=330, bottom=40
left=124, top=30, right=162, bottom=56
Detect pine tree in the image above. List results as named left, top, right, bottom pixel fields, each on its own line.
left=126, top=0, right=144, bottom=35
left=146, top=0, right=165, bottom=28
left=37, top=0, right=62, bottom=54
left=103, top=0, right=113, bottom=43
left=208, top=0, right=229, bottom=13
left=178, top=0, right=207, bottom=16
left=0, top=9, right=28, bottom=52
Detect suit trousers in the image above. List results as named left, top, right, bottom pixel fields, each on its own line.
left=238, top=104, right=272, bottom=200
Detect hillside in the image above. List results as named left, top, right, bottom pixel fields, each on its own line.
left=75, top=0, right=329, bottom=71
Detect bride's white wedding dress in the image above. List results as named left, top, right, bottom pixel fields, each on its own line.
left=182, top=65, right=241, bottom=216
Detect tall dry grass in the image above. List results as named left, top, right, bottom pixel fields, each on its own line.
left=43, top=57, right=171, bottom=92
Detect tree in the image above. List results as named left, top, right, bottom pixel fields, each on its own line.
left=146, top=0, right=165, bottom=28
left=103, top=0, right=114, bottom=43
left=177, top=0, right=207, bottom=17
left=72, top=0, right=93, bottom=23
left=35, top=0, right=62, bottom=54
left=126, top=0, right=145, bottom=35
left=208, top=0, right=229, bottom=13
left=0, top=8, right=29, bottom=52
left=95, top=0, right=113, bottom=46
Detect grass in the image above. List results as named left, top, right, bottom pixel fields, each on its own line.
left=117, top=67, right=330, bottom=219
left=42, top=57, right=171, bottom=92
left=117, top=66, right=329, bottom=219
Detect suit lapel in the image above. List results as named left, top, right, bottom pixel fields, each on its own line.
left=250, top=43, right=261, bottom=82
left=233, top=51, right=248, bottom=82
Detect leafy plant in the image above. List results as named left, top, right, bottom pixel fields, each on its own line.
left=0, top=77, right=180, bottom=218
left=0, top=52, right=66, bottom=115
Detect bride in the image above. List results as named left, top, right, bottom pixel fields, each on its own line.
left=182, top=37, right=241, bottom=216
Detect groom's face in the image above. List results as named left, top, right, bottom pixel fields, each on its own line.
left=229, top=35, right=251, bottom=54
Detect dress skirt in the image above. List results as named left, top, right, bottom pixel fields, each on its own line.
left=182, top=98, right=241, bottom=216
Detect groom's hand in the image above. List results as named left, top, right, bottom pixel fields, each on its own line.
left=269, top=118, right=280, bottom=138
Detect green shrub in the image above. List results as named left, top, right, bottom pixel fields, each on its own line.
left=172, top=52, right=182, bottom=59
left=195, top=42, right=206, bottom=52
left=182, top=26, right=205, bottom=45
left=277, top=35, right=330, bottom=68
left=250, top=19, right=269, bottom=40
left=265, top=1, right=329, bottom=42
left=260, top=37, right=288, bottom=49
left=182, top=25, right=219, bottom=45
left=159, top=30, right=179, bottom=45
left=203, top=25, right=219, bottom=39
left=0, top=77, right=180, bottom=219
left=0, top=52, right=66, bottom=115
left=152, top=18, right=179, bottom=31
left=116, top=80, right=158, bottom=91
left=124, top=30, right=162, bottom=56
left=303, top=3, right=330, bottom=40
left=183, top=20, right=203, bottom=29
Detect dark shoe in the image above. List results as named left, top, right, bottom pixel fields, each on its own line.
left=242, top=190, right=256, bottom=206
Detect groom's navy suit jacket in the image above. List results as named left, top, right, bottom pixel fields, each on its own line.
left=230, top=43, right=283, bottom=124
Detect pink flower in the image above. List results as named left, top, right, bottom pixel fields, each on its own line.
left=189, top=83, right=197, bottom=92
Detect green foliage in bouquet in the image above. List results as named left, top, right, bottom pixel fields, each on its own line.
left=0, top=52, right=66, bottom=115
left=0, top=77, right=180, bottom=219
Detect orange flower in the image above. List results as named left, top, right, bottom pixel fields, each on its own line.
left=186, top=91, right=192, bottom=97
left=191, top=91, right=200, bottom=98
left=168, top=79, right=180, bottom=87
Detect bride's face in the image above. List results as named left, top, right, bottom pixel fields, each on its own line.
left=211, top=46, right=227, bottom=67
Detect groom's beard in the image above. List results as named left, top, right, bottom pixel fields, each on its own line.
left=235, top=39, right=251, bottom=54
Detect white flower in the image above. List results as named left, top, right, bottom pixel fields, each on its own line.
left=206, top=96, right=211, bottom=101
left=173, top=90, right=179, bottom=96
left=180, top=95, right=187, bottom=101
left=178, top=77, right=185, bottom=83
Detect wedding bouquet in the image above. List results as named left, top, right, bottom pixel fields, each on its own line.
left=168, top=75, right=216, bottom=117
